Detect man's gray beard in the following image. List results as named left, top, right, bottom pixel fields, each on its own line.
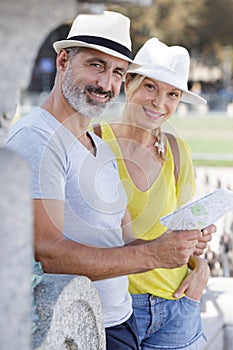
left=62, top=65, right=113, bottom=118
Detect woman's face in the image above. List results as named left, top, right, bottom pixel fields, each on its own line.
left=126, top=76, right=182, bottom=129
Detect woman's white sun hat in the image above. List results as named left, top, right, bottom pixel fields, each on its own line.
left=53, top=11, right=140, bottom=69
left=127, top=37, right=206, bottom=105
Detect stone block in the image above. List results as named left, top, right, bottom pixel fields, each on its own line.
left=0, top=148, right=33, bottom=350
left=33, top=274, right=106, bottom=350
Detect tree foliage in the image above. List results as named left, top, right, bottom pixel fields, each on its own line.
left=107, top=0, right=233, bottom=67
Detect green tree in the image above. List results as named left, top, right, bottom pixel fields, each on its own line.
left=107, top=0, right=233, bottom=67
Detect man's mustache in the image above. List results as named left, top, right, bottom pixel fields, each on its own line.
left=84, top=86, right=114, bottom=100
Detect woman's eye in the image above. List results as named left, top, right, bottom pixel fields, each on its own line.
left=170, top=92, right=181, bottom=98
left=145, top=84, right=155, bottom=90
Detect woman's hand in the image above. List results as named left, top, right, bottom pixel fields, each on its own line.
left=173, top=255, right=210, bottom=300
left=194, top=224, right=217, bottom=256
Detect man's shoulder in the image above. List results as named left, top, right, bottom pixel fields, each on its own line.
left=6, top=108, right=58, bottom=140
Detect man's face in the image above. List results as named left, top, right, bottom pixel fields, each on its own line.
left=62, top=48, right=128, bottom=118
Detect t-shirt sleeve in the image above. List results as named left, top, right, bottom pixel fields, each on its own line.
left=5, top=126, right=66, bottom=200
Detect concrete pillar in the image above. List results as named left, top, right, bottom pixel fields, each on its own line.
left=0, top=148, right=33, bottom=350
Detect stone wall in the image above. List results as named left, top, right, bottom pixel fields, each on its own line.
left=0, top=0, right=78, bottom=144
left=0, top=149, right=33, bottom=350
left=201, top=277, right=233, bottom=350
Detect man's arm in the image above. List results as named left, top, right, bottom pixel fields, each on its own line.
left=34, top=198, right=201, bottom=281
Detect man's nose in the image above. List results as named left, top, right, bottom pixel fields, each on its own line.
left=97, top=70, right=112, bottom=92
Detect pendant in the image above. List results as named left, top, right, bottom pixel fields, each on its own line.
left=154, top=140, right=165, bottom=154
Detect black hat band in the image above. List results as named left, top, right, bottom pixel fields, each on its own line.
left=67, top=35, right=132, bottom=59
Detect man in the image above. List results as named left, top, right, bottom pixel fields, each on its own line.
left=4, top=11, right=213, bottom=349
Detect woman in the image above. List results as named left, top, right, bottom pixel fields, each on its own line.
left=93, top=38, right=213, bottom=349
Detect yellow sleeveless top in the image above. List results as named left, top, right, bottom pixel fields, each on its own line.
left=95, top=122, right=196, bottom=299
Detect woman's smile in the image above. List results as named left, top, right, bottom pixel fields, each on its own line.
left=143, top=106, right=165, bottom=121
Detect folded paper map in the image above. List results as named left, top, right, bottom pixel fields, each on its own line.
left=160, top=188, right=233, bottom=230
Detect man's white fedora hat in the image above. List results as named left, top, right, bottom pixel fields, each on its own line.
left=53, top=11, right=139, bottom=68
left=128, top=37, right=206, bottom=105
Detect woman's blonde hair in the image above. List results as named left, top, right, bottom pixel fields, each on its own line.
left=125, top=73, right=166, bottom=161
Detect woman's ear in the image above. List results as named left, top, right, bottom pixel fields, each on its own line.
left=56, top=49, right=69, bottom=71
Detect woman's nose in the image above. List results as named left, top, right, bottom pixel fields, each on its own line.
left=151, top=95, right=163, bottom=108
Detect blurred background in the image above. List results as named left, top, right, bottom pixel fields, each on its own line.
left=0, top=0, right=233, bottom=276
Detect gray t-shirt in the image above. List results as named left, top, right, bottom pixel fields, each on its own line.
left=5, top=107, right=132, bottom=327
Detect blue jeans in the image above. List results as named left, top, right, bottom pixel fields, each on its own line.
left=105, top=312, right=140, bottom=350
left=132, top=294, right=207, bottom=350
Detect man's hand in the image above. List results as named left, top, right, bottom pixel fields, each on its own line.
left=194, top=224, right=217, bottom=256
left=146, top=229, right=201, bottom=269
left=173, top=256, right=210, bottom=300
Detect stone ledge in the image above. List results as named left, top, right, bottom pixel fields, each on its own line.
left=33, top=274, right=106, bottom=350
left=201, top=277, right=233, bottom=350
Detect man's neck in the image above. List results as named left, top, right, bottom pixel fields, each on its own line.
left=41, top=90, right=91, bottom=140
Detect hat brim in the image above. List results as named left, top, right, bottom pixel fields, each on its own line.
left=127, top=67, right=206, bottom=105
left=180, top=90, right=206, bottom=105
left=53, top=40, right=141, bottom=70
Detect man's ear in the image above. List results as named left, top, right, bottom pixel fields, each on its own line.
left=56, top=49, right=69, bottom=71
left=124, top=73, right=130, bottom=91
left=124, top=73, right=130, bottom=93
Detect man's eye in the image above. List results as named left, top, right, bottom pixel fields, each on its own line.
left=115, top=70, right=124, bottom=79
left=90, top=63, right=103, bottom=70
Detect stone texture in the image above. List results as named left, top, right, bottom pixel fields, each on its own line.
left=0, top=148, right=33, bottom=350
left=33, top=274, right=106, bottom=350
left=0, top=0, right=78, bottom=144
left=201, top=277, right=233, bottom=350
